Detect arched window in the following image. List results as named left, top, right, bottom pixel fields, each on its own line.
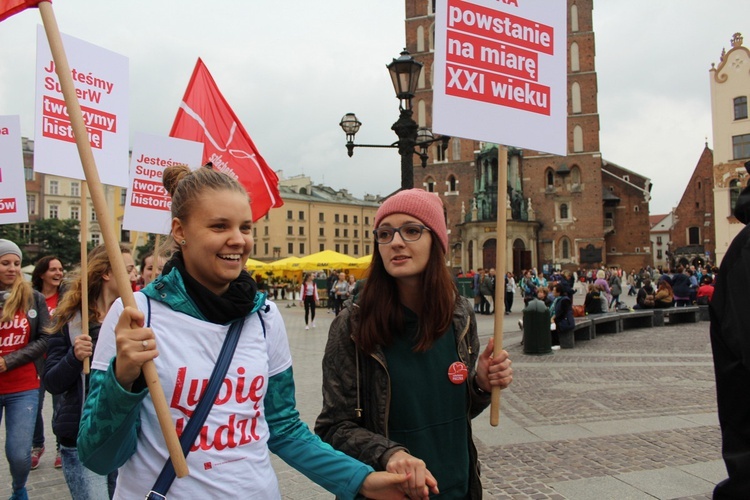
left=571, top=82, right=582, bottom=114
left=418, top=64, right=426, bottom=89
left=560, top=203, right=569, bottom=220
left=634, top=205, right=640, bottom=212
left=546, top=168, right=554, bottom=187
left=417, top=100, right=426, bottom=127
left=688, top=226, right=700, bottom=245
left=561, top=237, right=571, bottom=259
left=730, top=179, right=741, bottom=212
left=571, top=165, right=581, bottom=185
left=573, top=125, right=583, bottom=152
left=429, top=23, right=435, bottom=52
left=452, top=137, right=461, bottom=160
left=570, top=42, right=580, bottom=72
left=417, top=26, right=425, bottom=52
left=571, top=4, right=579, bottom=32
left=448, top=175, right=457, bottom=192
left=426, top=177, right=435, bottom=192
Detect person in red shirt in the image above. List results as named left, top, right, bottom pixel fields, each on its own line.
left=696, top=275, right=715, bottom=304
left=30, top=255, right=66, bottom=469
left=0, top=240, right=50, bottom=500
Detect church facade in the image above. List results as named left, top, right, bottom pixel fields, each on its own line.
left=404, top=0, right=652, bottom=275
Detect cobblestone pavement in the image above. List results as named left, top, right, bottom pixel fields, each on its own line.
left=1, top=293, right=724, bottom=499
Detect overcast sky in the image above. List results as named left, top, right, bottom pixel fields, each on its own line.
left=1, top=1, right=748, bottom=216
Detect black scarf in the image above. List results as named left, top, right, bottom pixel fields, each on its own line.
left=162, top=252, right=257, bottom=325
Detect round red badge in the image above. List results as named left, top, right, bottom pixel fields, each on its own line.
left=448, top=361, right=468, bottom=384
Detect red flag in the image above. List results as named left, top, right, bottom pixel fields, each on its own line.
left=170, top=58, right=282, bottom=221
left=0, top=0, right=46, bottom=22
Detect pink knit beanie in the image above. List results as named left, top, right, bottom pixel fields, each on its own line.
left=374, top=189, right=448, bottom=254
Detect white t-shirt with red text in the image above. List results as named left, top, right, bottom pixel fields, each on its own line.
left=92, top=295, right=292, bottom=498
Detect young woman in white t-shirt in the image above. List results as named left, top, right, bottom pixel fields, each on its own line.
left=77, top=164, right=410, bottom=499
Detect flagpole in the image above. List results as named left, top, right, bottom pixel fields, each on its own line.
left=490, top=145, right=508, bottom=426
left=37, top=1, right=188, bottom=477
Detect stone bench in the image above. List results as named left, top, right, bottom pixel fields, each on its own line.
left=590, top=312, right=622, bottom=334
left=653, top=305, right=701, bottom=326
left=619, top=309, right=655, bottom=329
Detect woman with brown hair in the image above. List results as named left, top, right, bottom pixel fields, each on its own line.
left=654, top=279, right=675, bottom=308
left=316, top=189, right=514, bottom=499
left=44, top=244, right=135, bottom=499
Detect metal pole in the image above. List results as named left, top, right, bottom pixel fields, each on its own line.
left=392, top=108, right=418, bottom=190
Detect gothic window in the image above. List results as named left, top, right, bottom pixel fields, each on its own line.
left=417, top=100, right=426, bottom=127
left=570, top=42, right=580, bottom=72
left=571, top=82, right=581, bottom=114
left=546, top=168, right=554, bottom=187
left=418, top=65, right=426, bottom=89
left=452, top=137, right=461, bottom=160
left=561, top=237, right=571, bottom=259
left=571, top=165, right=581, bottom=185
left=429, top=23, right=435, bottom=52
left=571, top=4, right=579, bottom=32
left=417, top=26, right=425, bottom=52
left=435, top=142, right=447, bottom=162
left=573, top=125, right=584, bottom=152
left=688, top=226, right=700, bottom=245
left=735, top=96, right=748, bottom=120
left=448, top=175, right=457, bottom=192
left=559, top=203, right=569, bottom=220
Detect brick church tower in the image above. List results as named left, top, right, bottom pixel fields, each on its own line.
left=404, top=0, right=652, bottom=274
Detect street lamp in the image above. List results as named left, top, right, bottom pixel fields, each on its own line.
left=340, top=49, right=449, bottom=190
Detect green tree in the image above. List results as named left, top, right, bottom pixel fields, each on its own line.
left=32, top=218, right=82, bottom=268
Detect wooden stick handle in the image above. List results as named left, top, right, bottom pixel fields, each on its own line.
left=490, top=145, right=509, bottom=427
left=38, top=1, right=188, bottom=478
left=81, top=182, right=90, bottom=375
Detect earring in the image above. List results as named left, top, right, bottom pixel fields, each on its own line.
left=180, top=239, right=186, bottom=246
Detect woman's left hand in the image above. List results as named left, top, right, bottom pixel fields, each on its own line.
left=359, top=470, right=412, bottom=499
left=475, top=339, right=513, bottom=392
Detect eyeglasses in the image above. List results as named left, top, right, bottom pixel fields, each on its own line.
left=373, top=224, right=431, bottom=244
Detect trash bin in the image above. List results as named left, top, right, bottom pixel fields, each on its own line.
left=523, top=298, right=552, bottom=355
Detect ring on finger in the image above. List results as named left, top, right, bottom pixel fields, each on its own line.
left=142, top=339, right=148, bottom=351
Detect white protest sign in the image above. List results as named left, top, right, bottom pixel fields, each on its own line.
left=0, top=116, right=29, bottom=224
left=34, top=24, right=129, bottom=187
left=433, top=0, right=566, bottom=155
left=123, top=133, right=203, bottom=235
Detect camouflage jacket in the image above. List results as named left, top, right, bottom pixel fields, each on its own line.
left=314, top=295, right=490, bottom=499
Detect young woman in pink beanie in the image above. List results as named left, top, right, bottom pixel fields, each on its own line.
left=316, top=189, right=514, bottom=499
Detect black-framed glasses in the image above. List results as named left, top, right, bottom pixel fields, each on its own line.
left=373, top=224, right=431, bottom=244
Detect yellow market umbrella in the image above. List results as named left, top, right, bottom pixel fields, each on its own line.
left=297, top=250, right=359, bottom=270
left=244, top=258, right=269, bottom=273
left=353, top=255, right=372, bottom=268
left=267, top=256, right=304, bottom=272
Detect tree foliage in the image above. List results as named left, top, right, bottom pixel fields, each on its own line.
left=31, top=218, right=83, bottom=268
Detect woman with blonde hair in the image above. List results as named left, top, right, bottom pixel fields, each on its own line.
left=0, top=239, right=50, bottom=500
left=44, top=244, right=136, bottom=499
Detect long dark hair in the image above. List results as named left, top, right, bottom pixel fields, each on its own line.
left=31, top=255, right=61, bottom=292
left=357, top=235, right=457, bottom=353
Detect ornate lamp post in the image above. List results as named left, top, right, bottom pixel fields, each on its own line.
left=340, top=49, right=449, bottom=190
